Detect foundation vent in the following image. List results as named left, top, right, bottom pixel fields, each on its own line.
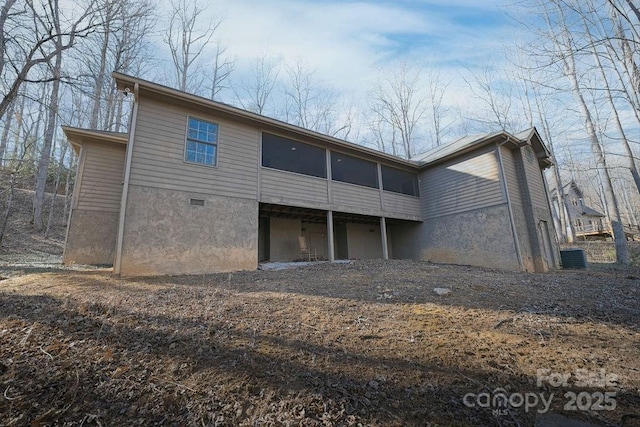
left=190, top=198, right=205, bottom=207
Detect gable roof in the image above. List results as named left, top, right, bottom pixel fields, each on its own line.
left=581, top=205, right=605, bottom=217
left=414, top=127, right=553, bottom=169
left=111, top=73, right=553, bottom=171
left=515, top=127, right=553, bottom=166
left=414, top=131, right=504, bottom=165
left=548, top=180, right=605, bottom=217
left=566, top=180, right=583, bottom=198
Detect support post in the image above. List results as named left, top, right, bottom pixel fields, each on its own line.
left=380, top=216, right=389, bottom=260
left=327, top=210, right=335, bottom=262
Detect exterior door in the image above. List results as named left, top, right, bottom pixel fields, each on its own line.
left=334, top=222, right=348, bottom=260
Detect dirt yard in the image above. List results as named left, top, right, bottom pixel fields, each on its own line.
left=0, top=259, right=638, bottom=426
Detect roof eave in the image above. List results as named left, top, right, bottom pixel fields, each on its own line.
left=523, top=127, right=553, bottom=169
left=62, top=126, right=128, bottom=153
left=416, top=132, right=513, bottom=168
left=113, top=72, right=420, bottom=169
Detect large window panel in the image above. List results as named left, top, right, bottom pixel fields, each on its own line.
left=331, top=152, right=379, bottom=188
left=262, top=133, right=327, bottom=178
left=381, top=165, right=419, bottom=196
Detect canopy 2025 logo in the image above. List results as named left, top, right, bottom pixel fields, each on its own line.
left=462, top=368, right=618, bottom=415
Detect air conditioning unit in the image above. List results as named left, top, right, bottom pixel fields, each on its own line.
left=560, top=248, right=588, bottom=269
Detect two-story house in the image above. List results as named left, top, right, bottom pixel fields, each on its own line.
left=62, top=73, right=559, bottom=276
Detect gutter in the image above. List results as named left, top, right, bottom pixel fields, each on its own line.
left=113, top=82, right=139, bottom=275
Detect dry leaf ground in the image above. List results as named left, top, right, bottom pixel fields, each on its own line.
left=0, top=259, right=638, bottom=426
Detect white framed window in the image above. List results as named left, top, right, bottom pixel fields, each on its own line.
left=185, top=116, right=218, bottom=166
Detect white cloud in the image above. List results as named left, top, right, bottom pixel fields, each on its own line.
left=152, top=0, right=523, bottom=143
left=211, top=0, right=514, bottom=92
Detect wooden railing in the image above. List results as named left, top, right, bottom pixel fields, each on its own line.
left=574, top=223, right=607, bottom=234
left=623, top=224, right=640, bottom=234
left=574, top=221, right=639, bottom=236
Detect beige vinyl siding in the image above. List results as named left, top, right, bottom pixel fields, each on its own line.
left=523, top=148, right=548, bottom=209
left=130, top=98, right=259, bottom=199
left=331, top=181, right=381, bottom=215
left=260, top=167, right=329, bottom=207
left=77, top=142, right=126, bottom=212
left=421, top=146, right=504, bottom=219
left=382, top=191, right=421, bottom=220
left=500, top=146, right=522, bottom=206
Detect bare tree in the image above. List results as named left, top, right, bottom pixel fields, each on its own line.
left=367, top=102, right=399, bottom=156
left=370, top=63, right=426, bottom=159
left=0, top=103, right=37, bottom=245
left=426, top=70, right=449, bottom=147
left=543, top=0, right=629, bottom=263
left=163, top=0, right=218, bottom=93
left=0, top=96, right=15, bottom=163
left=582, top=8, right=640, bottom=196
left=531, top=80, right=576, bottom=243
left=79, top=0, right=154, bottom=130
left=282, top=61, right=316, bottom=129
left=208, top=41, right=234, bottom=101
left=463, top=66, right=513, bottom=131
left=44, top=139, right=66, bottom=237
left=233, top=54, right=280, bottom=115
left=33, top=4, right=64, bottom=232
left=281, top=60, right=349, bottom=137
left=87, top=0, right=120, bottom=129
left=0, top=0, right=99, bottom=122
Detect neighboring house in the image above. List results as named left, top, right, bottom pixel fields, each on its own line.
left=62, top=73, right=560, bottom=276
left=550, top=181, right=638, bottom=240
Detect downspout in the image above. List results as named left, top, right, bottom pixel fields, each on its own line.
left=496, top=140, right=524, bottom=271
left=114, top=83, right=139, bottom=275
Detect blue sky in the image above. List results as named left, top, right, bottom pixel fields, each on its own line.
left=149, top=0, right=530, bottom=148
left=210, top=0, right=515, bottom=89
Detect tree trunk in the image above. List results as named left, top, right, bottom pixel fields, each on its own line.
left=45, top=142, right=67, bottom=238
left=33, top=49, right=63, bottom=232
left=25, top=85, right=49, bottom=172
left=533, top=88, right=574, bottom=243
left=561, top=29, right=629, bottom=263
left=0, top=100, right=15, bottom=165
left=9, top=92, right=26, bottom=170
left=586, top=16, right=640, bottom=196
left=103, top=83, right=117, bottom=130
left=0, top=172, right=15, bottom=246
left=621, top=185, right=639, bottom=226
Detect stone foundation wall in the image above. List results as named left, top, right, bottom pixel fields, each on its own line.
left=417, top=204, right=522, bottom=271
left=64, top=209, right=119, bottom=265
left=120, top=185, right=258, bottom=276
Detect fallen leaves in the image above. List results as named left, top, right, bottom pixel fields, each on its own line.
left=0, top=259, right=638, bottom=426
